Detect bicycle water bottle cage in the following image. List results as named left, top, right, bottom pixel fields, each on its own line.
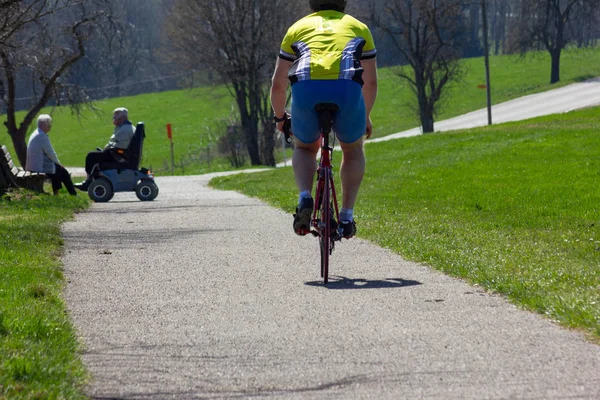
left=315, top=103, right=339, bottom=135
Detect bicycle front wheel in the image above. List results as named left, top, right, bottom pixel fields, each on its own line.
left=320, top=169, right=331, bottom=284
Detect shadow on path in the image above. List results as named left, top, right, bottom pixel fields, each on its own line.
left=305, top=276, right=422, bottom=290
left=63, top=228, right=234, bottom=249
left=90, top=374, right=372, bottom=400
left=89, top=204, right=268, bottom=214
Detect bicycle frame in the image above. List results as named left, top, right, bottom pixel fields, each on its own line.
left=312, top=122, right=342, bottom=284
left=281, top=105, right=341, bottom=284
left=312, top=132, right=340, bottom=236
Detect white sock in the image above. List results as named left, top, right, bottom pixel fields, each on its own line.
left=340, top=208, right=353, bottom=223
left=298, top=190, right=311, bottom=205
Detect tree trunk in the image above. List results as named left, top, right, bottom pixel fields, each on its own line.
left=421, top=111, right=434, bottom=133
left=234, top=82, right=262, bottom=166
left=550, top=48, right=561, bottom=84
left=0, top=167, right=8, bottom=195
left=260, top=122, right=275, bottom=167
left=11, top=130, right=28, bottom=167
left=416, top=78, right=434, bottom=133
left=243, top=123, right=261, bottom=166
left=247, top=141, right=260, bottom=165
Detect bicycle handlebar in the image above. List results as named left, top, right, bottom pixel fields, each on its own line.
left=282, top=114, right=292, bottom=144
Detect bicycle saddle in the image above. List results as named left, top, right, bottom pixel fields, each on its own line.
left=314, top=103, right=339, bottom=113
left=315, top=103, right=339, bottom=134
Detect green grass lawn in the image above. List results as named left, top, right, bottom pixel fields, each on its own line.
left=0, top=190, right=90, bottom=398
left=211, top=106, right=600, bottom=340
left=2, top=47, right=600, bottom=174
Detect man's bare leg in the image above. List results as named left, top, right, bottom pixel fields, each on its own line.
left=292, top=139, right=320, bottom=196
left=291, top=139, right=320, bottom=234
left=337, top=138, right=365, bottom=237
left=339, top=138, right=365, bottom=213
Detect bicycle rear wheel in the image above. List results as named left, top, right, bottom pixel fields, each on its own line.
left=320, top=169, right=331, bottom=284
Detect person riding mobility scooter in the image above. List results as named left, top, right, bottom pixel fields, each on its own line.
left=77, top=122, right=159, bottom=203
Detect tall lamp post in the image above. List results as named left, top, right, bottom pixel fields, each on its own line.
left=481, top=0, right=492, bottom=125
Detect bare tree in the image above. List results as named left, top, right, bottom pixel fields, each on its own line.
left=218, top=124, right=247, bottom=168
left=489, top=0, right=511, bottom=55
left=91, top=14, right=142, bottom=98
left=373, top=0, right=467, bottom=133
left=465, top=1, right=482, bottom=56
left=0, top=0, right=108, bottom=167
left=80, top=0, right=168, bottom=99
left=508, top=0, right=600, bottom=84
left=164, top=0, right=303, bottom=166
left=572, top=3, right=599, bottom=48
left=1, top=0, right=57, bottom=47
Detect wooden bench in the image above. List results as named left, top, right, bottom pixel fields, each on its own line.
left=0, top=145, right=46, bottom=193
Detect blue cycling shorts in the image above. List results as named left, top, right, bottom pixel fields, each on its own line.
left=291, top=80, right=366, bottom=144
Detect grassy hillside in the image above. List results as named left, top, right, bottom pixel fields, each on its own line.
left=373, top=47, right=600, bottom=136
left=1, top=47, right=600, bottom=174
left=211, top=106, right=600, bottom=339
left=1, top=86, right=236, bottom=175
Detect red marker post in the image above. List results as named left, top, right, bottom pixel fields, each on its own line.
left=167, top=123, right=174, bottom=174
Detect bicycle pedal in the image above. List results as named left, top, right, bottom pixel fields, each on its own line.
left=310, top=230, right=319, bottom=237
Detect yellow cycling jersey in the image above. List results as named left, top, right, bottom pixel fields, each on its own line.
left=279, top=10, right=377, bottom=86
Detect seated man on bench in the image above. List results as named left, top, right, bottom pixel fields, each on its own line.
left=75, top=107, right=135, bottom=191
left=26, top=114, right=77, bottom=196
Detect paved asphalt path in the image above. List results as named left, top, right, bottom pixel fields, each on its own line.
left=63, top=172, right=600, bottom=399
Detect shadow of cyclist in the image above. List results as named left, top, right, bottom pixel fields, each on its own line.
left=305, top=277, right=421, bottom=290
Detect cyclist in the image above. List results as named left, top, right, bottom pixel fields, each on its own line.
left=270, top=0, right=378, bottom=238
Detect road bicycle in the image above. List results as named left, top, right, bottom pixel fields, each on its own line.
left=283, top=103, right=342, bottom=285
